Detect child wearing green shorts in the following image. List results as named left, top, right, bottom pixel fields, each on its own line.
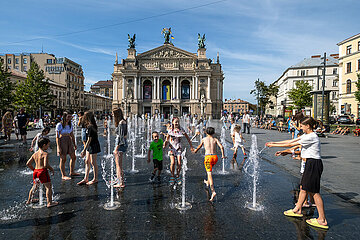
left=147, top=131, right=164, bottom=182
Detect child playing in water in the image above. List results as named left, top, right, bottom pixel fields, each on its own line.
left=164, top=117, right=194, bottom=185
left=193, top=127, right=226, bottom=202
left=147, top=131, right=164, bottom=182
left=231, top=125, right=246, bottom=168
left=26, top=138, right=58, bottom=207
left=29, top=127, right=50, bottom=152
left=190, top=119, right=203, bottom=142
left=266, top=117, right=328, bottom=229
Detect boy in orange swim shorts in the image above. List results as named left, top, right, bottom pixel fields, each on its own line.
left=193, top=127, right=226, bottom=201
left=26, top=138, right=58, bottom=207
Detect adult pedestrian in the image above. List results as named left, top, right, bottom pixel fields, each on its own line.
left=2, top=111, right=13, bottom=142
left=242, top=111, right=251, bottom=134
left=17, top=107, right=30, bottom=144
left=55, top=111, right=79, bottom=180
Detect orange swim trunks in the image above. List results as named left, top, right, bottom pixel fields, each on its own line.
left=204, top=155, right=218, bottom=172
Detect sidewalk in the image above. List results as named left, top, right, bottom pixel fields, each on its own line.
left=241, top=127, right=360, bottom=205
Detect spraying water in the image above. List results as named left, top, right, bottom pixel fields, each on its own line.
left=244, top=135, right=264, bottom=211
left=103, top=119, right=120, bottom=210
left=219, top=125, right=228, bottom=174
left=32, top=180, right=45, bottom=209
left=175, top=149, right=192, bottom=211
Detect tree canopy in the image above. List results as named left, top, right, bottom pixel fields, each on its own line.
left=355, top=74, right=360, bottom=103
left=0, top=61, right=15, bottom=113
left=250, top=79, right=279, bottom=116
left=15, top=62, right=54, bottom=115
left=288, top=80, right=312, bottom=110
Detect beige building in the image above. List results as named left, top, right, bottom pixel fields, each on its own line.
left=273, top=54, right=339, bottom=117
left=0, top=52, right=85, bottom=112
left=84, top=91, right=112, bottom=115
left=223, top=99, right=252, bottom=114
left=112, top=43, right=224, bottom=118
left=337, top=33, right=360, bottom=118
left=90, top=80, right=113, bottom=98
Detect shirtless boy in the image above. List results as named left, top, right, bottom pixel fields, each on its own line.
left=193, top=127, right=226, bottom=202
left=26, top=138, right=58, bottom=207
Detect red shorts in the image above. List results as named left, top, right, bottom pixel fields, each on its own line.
left=204, top=155, right=218, bottom=172
left=33, top=168, right=51, bottom=184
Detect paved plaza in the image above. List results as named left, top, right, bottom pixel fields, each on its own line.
left=0, top=122, right=360, bottom=239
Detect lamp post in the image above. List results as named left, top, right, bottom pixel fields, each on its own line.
left=123, top=97, right=127, bottom=118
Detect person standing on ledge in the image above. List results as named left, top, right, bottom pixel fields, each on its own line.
left=56, top=112, right=79, bottom=180
left=266, top=117, right=328, bottom=230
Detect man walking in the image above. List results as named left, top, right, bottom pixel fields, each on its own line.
left=17, top=107, right=30, bottom=144
left=242, top=111, right=250, bottom=134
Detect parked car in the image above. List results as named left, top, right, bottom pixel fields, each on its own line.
left=337, top=115, right=353, bottom=124
left=356, top=118, right=360, bottom=125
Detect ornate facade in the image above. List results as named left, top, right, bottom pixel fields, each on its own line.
left=112, top=43, right=224, bottom=118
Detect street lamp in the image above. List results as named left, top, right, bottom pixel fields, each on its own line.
left=123, top=97, right=127, bottom=118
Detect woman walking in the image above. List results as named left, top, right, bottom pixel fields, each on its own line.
left=56, top=112, right=79, bottom=180
left=113, top=108, right=128, bottom=188
left=78, top=111, right=101, bottom=185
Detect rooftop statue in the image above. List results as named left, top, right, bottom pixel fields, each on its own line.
left=162, top=28, right=174, bottom=44
left=128, top=34, right=136, bottom=49
left=198, top=33, right=206, bottom=49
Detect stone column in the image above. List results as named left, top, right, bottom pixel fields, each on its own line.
left=207, top=76, right=210, bottom=99
left=172, top=76, right=176, bottom=100
left=113, top=79, right=118, bottom=101
left=157, top=77, right=160, bottom=100
left=177, top=76, right=180, bottom=99
left=191, top=76, right=195, bottom=99
left=122, top=76, right=125, bottom=100
left=134, top=76, right=137, bottom=100
left=153, top=76, right=157, bottom=100
left=195, top=76, right=199, bottom=99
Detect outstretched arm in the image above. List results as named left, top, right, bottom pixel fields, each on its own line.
left=275, top=144, right=301, bottom=156
left=266, top=137, right=300, bottom=147
left=193, top=140, right=204, bottom=153
left=184, top=132, right=194, bottom=151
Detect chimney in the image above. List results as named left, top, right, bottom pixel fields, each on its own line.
left=311, top=55, right=321, bottom=58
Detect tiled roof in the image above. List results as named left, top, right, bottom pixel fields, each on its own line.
left=290, top=56, right=338, bottom=68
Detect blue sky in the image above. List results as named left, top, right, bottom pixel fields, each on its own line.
left=1, top=0, right=359, bottom=103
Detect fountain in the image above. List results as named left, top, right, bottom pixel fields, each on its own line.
left=102, top=119, right=120, bottom=210
left=244, top=135, right=264, bottom=211
left=175, top=149, right=192, bottom=211
left=134, top=136, right=147, bottom=158
left=32, top=180, right=45, bottom=209
left=129, top=130, right=139, bottom=173
left=219, top=125, right=228, bottom=174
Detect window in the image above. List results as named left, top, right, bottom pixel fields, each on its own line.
left=358, top=104, right=360, bottom=118
left=346, top=45, right=352, bottom=55
left=347, top=62, right=352, bottom=73
left=332, top=91, right=337, bottom=100
left=306, top=70, right=309, bottom=76
left=15, top=58, right=19, bottom=64
left=332, top=80, right=338, bottom=87
left=358, top=41, right=360, bottom=51
left=47, top=59, right=52, bottom=64
left=23, top=58, right=27, bottom=64
left=346, top=80, right=352, bottom=94
left=7, top=58, right=11, bottom=64
left=358, top=59, right=360, bottom=71
left=15, top=66, right=19, bottom=70
left=24, top=66, right=27, bottom=71
left=301, top=70, right=306, bottom=76
left=333, top=68, right=337, bottom=74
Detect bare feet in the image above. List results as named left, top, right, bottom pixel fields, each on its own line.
left=62, top=176, right=71, bottom=180
left=77, top=179, right=88, bottom=185
left=70, top=172, right=80, bottom=176
left=86, top=180, right=98, bottom=185
left=47, top=201, right=59, bottom=208
left=203, top=179, right=209, bottom=187
left=209, top=192, right=216, bottom=202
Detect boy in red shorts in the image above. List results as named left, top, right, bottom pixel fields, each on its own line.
left=193, top=127, right=226, bottom=201
left=26, top=138, right=58, bottom=207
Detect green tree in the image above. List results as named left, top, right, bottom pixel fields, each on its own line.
left=355, top=74, right=360, bottom=103
left=15, top=62, right=54, bottom=115
left=250, top=79, right=279, bottom=116
left=0, top=61, right=15, bottom=113
left=288, top=80, right=312, bottom=110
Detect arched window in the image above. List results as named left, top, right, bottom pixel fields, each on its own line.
left=143, top=80, right=152, bottom=100
left=181, top=80, right=190, bottom=99
left=346, top=79, right=351, bottom=94
left=162, top=80, right=171, bottom=100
